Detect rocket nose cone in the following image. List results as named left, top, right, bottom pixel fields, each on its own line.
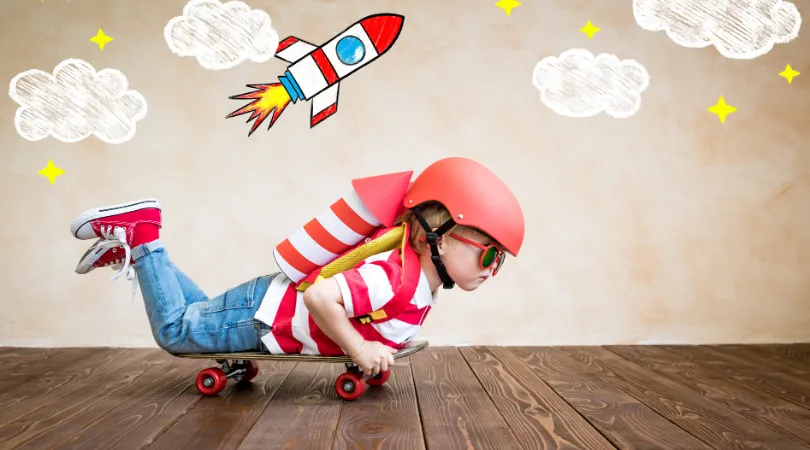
left=360, top=14, right=404, bottom=54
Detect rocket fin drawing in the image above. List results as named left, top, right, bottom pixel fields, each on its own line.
left=274, top=37, right=318, bottom=64
left=227, top=13, right=404, bottom=135
left=311, top=83, right=339, bottom=127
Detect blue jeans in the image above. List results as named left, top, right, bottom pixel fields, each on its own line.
left=131, top=239, right=273, bottom=354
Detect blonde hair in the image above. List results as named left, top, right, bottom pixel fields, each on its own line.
left=394, top=201, right=459, bottom=252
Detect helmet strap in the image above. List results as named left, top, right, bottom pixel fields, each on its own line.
left=410, top=206, right=456, bottom=289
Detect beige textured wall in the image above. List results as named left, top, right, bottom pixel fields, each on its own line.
left=1, top=0, right=808, bottom=347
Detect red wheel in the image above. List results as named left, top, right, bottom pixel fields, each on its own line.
left=335, top=372, right=366, bottom=401
left=195, top=367, right=228, bottom=396
left=367, top=369, right=390, bottom=387
left=240, top=360, right=259, bottom=382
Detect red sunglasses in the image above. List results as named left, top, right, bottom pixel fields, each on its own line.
left=448, top=233, right=506, bottom=275
left=418, top=233, right=507, bottom=275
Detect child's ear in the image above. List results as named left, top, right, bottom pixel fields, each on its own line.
left=436, top=234, right=448, bottom=256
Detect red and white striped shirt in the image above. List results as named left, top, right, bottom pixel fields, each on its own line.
left=254, top=247, right=436, bottom=355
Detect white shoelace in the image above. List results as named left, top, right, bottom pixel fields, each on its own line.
left=91, top=225, right=138, bottom=301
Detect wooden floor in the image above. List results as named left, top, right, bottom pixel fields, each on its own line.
left=0, top=344, right=808, bottom=449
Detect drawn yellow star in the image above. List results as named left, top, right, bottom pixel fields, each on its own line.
left=707, top=96, right=737, bottom=123
left=580, top=20, right=600, bottom=39
left=39, top=160, right=65, bottom=184
left=494, top=0, right=521, bottom=16
left=779, top=64, right=800, bottom=83
left=90, top=28, right=113, bottom=50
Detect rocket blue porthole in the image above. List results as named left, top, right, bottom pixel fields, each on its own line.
left=336, top=36, right=365, bottom=65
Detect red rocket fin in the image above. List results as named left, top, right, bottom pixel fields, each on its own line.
left=352, top=171, right=413, bottom=227
left=275, top=36, right=317, bottom=64
left=310, top=84, right=340, bottom=127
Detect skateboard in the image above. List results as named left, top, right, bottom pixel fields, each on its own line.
left=170, top=340, right=428, bottom=401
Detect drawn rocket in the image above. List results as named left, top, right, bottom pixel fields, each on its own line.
left=228, top=13, right=405, bottom=135
left=273, top=170, right=413, bottom=283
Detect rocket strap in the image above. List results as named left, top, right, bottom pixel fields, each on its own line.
left=296, top=222, right=422, bottom=325
left=354, top=233, right=421, bottom=325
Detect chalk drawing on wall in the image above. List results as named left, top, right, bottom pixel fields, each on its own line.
left=779, top=64, right=800, bottom=83
left=633, top=0, right=801, bottom=59
left=164, top=0, right=280, bottom=70
left=532, top=49, right=650, bottom=118
left=8, top=58, right=148, bottom=144
left=226, top=13, right=405, bottom=135
left=494, top=0, right=521, bottom=16
left=707, top=96, right=738, bottom=123
left=89, top=28, right=114, bottom=51
left=580, top=20, right=600, bottom=39
left=39, top=160, right=65, bottom=184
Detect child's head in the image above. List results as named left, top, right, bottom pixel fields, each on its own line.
left=398, top=157, right=525, bottom=292
left=396, top=201, right=507, bottom=291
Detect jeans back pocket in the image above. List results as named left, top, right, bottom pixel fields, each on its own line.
left=201, top=276, right=258, bottom=314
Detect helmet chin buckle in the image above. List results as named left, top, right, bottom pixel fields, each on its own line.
left=426, top=235, right=455, bottom=289
left=426, top=239, right=455, bottom=289
left=424, top=231, right=439, bottom=245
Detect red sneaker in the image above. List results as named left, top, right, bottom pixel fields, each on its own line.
left=70, top=198, right=162, bottom=242
left=76, top=239, right=141, bottom=299
left=75, top=239, right=130, bottom=275
left=70, top=199, right=162, bottom=293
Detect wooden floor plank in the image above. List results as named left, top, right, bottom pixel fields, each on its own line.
left=332, top=358, right=425, bottom=450
left=0, top=347, right=62, bottom=367
left=663, top=345, right=810, bottom=410
left=146, top=360, right=295, bottom=450
left=460, top=346, right=614, bottom=450
left=510, top=346, right=710, bottom=450
left=4, top=349, right=178, bottom=449
left=56, top=356, right=208, bottom=449
left=410, top=347, right=522, bottom=450
left=236, top=362, right=342, bottom=450
left=755, top=344, right=810, bottom=362
left=711, top=345, right=809, bottom=375
left=0, top=348, right=101, bottom=394
left=0, top=348, right=140, bottom=427
left=607, top=345, right=810, bottom=447
left=559, top=346, right=797, bottom=449
left=2, top=348, right=100, bottom=373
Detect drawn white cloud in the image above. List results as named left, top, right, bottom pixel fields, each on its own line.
left=165, top=0, right=280, bottom=70
left=8, top=58, right=147, bottom=144
left=633, top=0, right=801, bottom=59
left=532, top=49, right=650, bottom=119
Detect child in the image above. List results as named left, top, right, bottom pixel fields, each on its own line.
left=70, top=157, right=524, bottom=377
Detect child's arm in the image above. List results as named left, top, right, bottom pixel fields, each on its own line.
left=303, top=279, right=365, bottom=356
left=303, top=279, right=396, bottom=375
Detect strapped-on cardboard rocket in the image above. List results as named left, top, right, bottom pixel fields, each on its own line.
left=273, top=170, right=413, bottom=286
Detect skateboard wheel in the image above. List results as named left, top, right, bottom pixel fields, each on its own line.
left=335, top=372, right=366, bottom=401
left=367, top=368, right=390, bottom=387
left=241, top=360, right=259, bottom=382
left=196, top=368, right=228, bottom=396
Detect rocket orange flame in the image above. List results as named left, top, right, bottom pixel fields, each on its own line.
left=227, top=84, right=292, bottom=135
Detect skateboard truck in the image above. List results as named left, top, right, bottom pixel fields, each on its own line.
left=195, top=359, right=260, bottom=395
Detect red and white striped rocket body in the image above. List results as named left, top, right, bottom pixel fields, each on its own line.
left=273, top=189, right=381, bottom=283
left=273, top=170, right=413, bottom=283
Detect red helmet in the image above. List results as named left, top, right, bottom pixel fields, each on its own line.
left=403, top=157, right=525, bottom=256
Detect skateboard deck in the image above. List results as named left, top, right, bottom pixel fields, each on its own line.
left=171, top=340, right=428, bottom=400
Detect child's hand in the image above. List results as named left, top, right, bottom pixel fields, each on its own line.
left=349, top=341, right=397, bottom=376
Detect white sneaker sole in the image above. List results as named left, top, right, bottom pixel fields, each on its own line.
left=75, top=239, right=103, bottom=274
left=70, top=198, right=161, bottom=239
